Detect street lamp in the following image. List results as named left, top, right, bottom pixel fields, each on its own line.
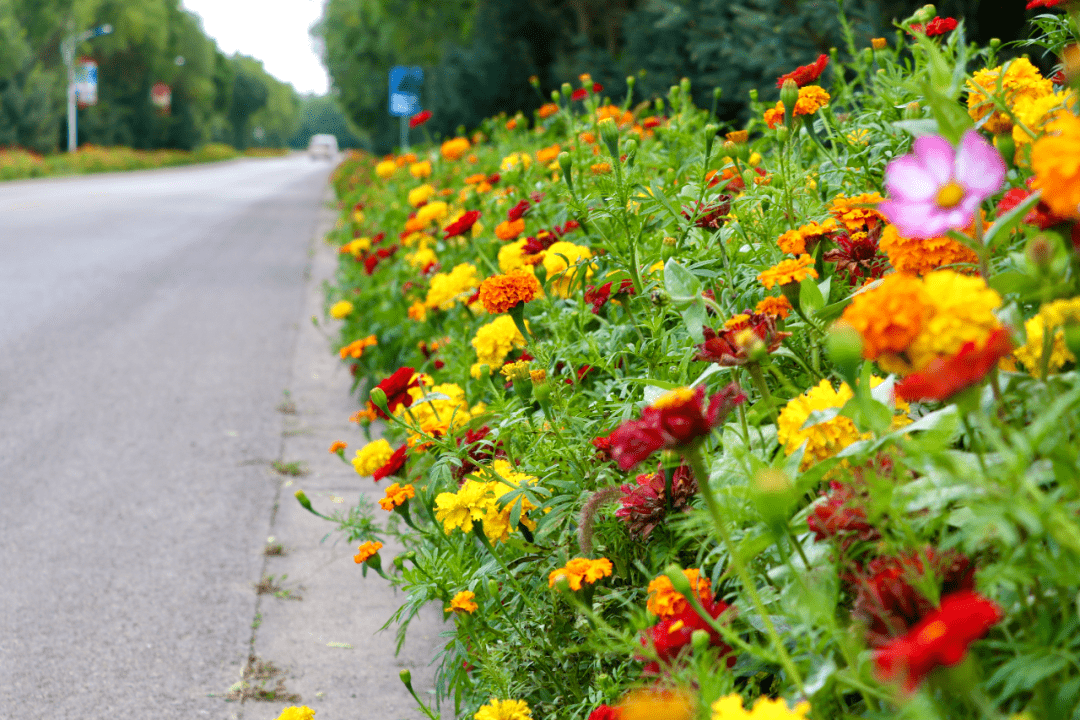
left=61, top=23, right=113, bottom=153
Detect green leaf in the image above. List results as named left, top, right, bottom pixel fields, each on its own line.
left=892, top=119, right=940, bottom=137
left=798, top=276, right=825, bottom=316
left=664, top=258, right=702, bottom=301
left=984, top=189, right=1043, bottom=250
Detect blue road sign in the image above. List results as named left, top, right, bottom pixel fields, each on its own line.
left=389, top=66, right=423, bottom=117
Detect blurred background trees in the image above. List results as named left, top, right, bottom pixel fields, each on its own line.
left=315, top=0, right=1034, bottom=154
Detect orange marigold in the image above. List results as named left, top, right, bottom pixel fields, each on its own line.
left=328, top=441, right=347, bottom=453
left=829, top=192, right=887, bottom=233
left=841, top=273, right=929, bottom=358
left=538, top=102, right=559, bottom=119
left=339, top=334, right=378, bottom=359
left=776, top=218, right=841, bottom=255
left=446, top=590, right=478, bottom=614
left=757, top=255, right=818, bottom=289
left=353, top=541, right=382, bottom=564
left=379, top=482, right=416, bottom=510
left=755, top=295, right=792, bottom=319
left=1031, top=113, right=1080, bottom=220
left=590, top=162, right=612, bottom=175
left=495, top=218, right=526, bottom=241
left=548, top=557, right=613, bottom=590
left=536, top=144, right=561, bottom=163
left=763, top=85, right=831, bottom=128
left=879, top=223, right=979, bottom=275
left=478, top=269, right=542, bottom=313
left=646, top=568, right=712, bottom=619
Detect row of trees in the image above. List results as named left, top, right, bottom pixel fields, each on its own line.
left=315, top=0, right=1023, bottom=153
left=1, top=0, right=363, bottom=153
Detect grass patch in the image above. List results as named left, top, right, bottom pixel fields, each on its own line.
left=271, top=460, right=308, bottom=477
left=224, top=655, right=300, bottom=703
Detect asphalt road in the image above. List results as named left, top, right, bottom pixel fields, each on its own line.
left=0, top=156, right=338, bottom=718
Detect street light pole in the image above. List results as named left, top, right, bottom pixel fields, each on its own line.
left=62, top=23, right=113, bottom=153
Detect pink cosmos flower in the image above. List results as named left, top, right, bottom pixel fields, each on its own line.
left=878, top=130, right=1006, bottom=240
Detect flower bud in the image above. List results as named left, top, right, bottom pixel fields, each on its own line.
left=654, top=98, right=665, bottom=114
left=989, top=38, right=1001, bottom=50
left=903, top=101, right=921, bottom=120
left=528, top=74, right=540, bottom=89
left=779, top=79, right=799, bottom=117
left=294, top=489, right=314, bottom=512
left=368, top=387, right=389, bottom=413
left=598, top=117, right=620, bottom=158
left=399, top=669, right=413, bottom=690
left=561, top=82, right=573, bottom=98
left=703, top=123, right=718, bottom=158
left=751, top=468, right=797, bottom=533
left=691, top=629, right=711, bottom=656
left=663, top=564, right=696, bottom=603
left=661, top=236, right=678, bottom=262
left=626, top=75, right=636, bottom=91
left=1026, top=234, right=1055, bottom=270
left=487, top=578, right=501, bottom=597
left=861, top=47, right=873, bottom=64
left=827, top=321, right=864, bottom=386
left=748, top=88, right=759, bottom=102
left=680, top=77, right=691, bottom=96
left=775, top=125, right=790, bottom=143
left=623, top=138, right=638, bottom=167
left=713, top=87, right=722, bottom=105
left=557, top=151, right=574, bottom=192
left=911, top=4, right=937, bottom=23
left=550, top=89, right=561, bottom=104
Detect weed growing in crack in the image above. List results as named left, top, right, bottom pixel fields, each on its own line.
left=276, top=390, right=297, bottom=415
left=271, top=460, right=308, bottom=477
left=255, top=574, right=303, bottom=600
left=224, top=655, right=300, bottom=703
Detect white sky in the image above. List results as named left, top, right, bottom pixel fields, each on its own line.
left=180, top=0, right=330, bottom=95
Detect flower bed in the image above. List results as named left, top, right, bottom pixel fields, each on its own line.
left=0, top=142, right=250, bottom=181
left=292, top=5, right=1080, bottom=720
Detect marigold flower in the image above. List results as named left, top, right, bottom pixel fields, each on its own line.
left=275, top=706, right=316, bottom=720
left=500, top=152, right=532, bottom=172
left=896, top=327, right=1014, bottom=401
left=756, top=255, right=817, bottom=289
left=371, top=443, right=407, bottom=482
left=440, top=137, right=470, bottom=161
left=409, top=109, right=432, bottom=128
left=590, top=161, right=612, bottom=175
left=879, top=131, right=1005, bottom=240
left=339, top=334, right=377, bottom=359
left=542, top=241, right=594, bottom=296
left=776, top=219, right=841, bottom=255
left=997, top=185, right=1067, bottom=230
left=807, top=480, right=880, bottom=546
left=1027, top=0, right=1067, bottom=7
left=682, top=195, right=732, bottom=230
left=379, top=482, right=415, bottom=510
left=878, top=223, right=980, bottom=275
left=829, top=192, right=887, bottom=233
left=442, top=210, right=480, bottom=239
left=329, top=300, right=354, bottom=319
left=425, top=263, right=481, bottom=310
left=711, top=695, right=810, bottom=720
left=353, top=540, right=382, bottom=564
left=763, top=85, right=830, bottom=128
left=495, top=218, right=526, bottom=241
left=967, top=58, right=1053, bottom=134
left=609, top=384, right=746, bottom=470
left=1011, top=90, right=1073, bottom=147
left=616, top=462, right=698, bottom=539
left=548, top=557, right=613, bottom=590
left=538, top=102, right=559, bottom=119
left=478, top=269, right=542, bottom=314
left=352, top=439, right=394, bottom=476
left=328, top=441, right=347, bottom=454
left=587, top=705, right=621, bottom=720
left=696, top=314, right=790, bottom=366
left=442, top=590, right=478, bottom=614
left=471, top=315, right=527, bottom=372
left=647, top=568, right=712, bottom=618
left=371, top=366, right=421, bottom=419
left=474, top=698, right=532, bottom=720
left=408, top=183, right=436, bottom=207
left=1014, top=296, right=1080, bottom=374
left=1031, top=113, right=1080, bottom=220
left=375, top=160, right=397, bottom=179
left=409, top=160, right=432, bottom=179
left=875, top=590, right=1002, bottom=692
left=640, top=586, right=735, bottom=674
left=776, top=53, right=829, bottom=88
left=584, top=279, right=634, bottom=314
left=726, top=129, right=749, bottom=143
left=618, top=689, right=695, bottom=720
left=755, top=295, right=792, bottom=318
left=908, top=16, right=958, bottom=36
left=871, top=37, right=888, bottom=50
left=536, top=144, right=561, bottom=163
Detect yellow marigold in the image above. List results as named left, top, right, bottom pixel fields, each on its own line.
left=408, top=184, right=436, bottom=207
left=275, top=706, right=316, bottom=720
left=405, top=246, right=438, bottom=270
left=353, top=540, right=382, bottom=564
left=646, top=568, right=712, bottom=619
left=590, top=161, right=612, bottom=175
left=425, top=263, right=480, bottom=310
left=498, top=239, right=533, bottom=272
left=495, top=218, right=526, bottom=241
left=878, top=223, right=979, bottom=275
left=434, top=479, right=494, bottom=534
left=441, top=137, right=471, bottom=161
left=542, top=241, right=594, bottom=296
left=829, top=192, right=887, bottom=233
left=1014, top=297, right=1080, bottom=374
left=548, top=557, right=613, bottom=590
left=726, top=129, right=749, bottom=143
left=409, top=160, right=432, bottom=179
left=379, top=482, right=415, bottom=511
left=757, top=255, right=817, bottom=289
left=500, top=152, right=532, bottom=172
left=375, top=160, right=396, bottom=179
left=396, top=382, right=472, bottom=443
left=478, top=269, right=542, bottom=313
left=538, top=102, right=559, bottom=119
left=339, top=334, right=377, bottom=359
left=871, top=37, right=887, bottom=50
left=536, top=143, right=561, bottom=163
left=711, top=694, right=811, bottom=720
left=341, top=237, right=371, bottom=256
left=776, top=219, right=840, bottom=255
left=1031, top=113, right=1080, bottom=220
left=777, top=378, right=907, bottom=469
left=1012, top=90, right=1073, bottom=147
left=842, top=273, right=929, bottom=357
left=755, top=295, right=792, bottom=319
left=472, top=315, right=526, bottom=369
left=474, top=698, right=532, bottom=720
left=447, top=590, right=478, bottom=614
left=352, top=439, right=393, bottom=476
left=477, top=459, right=539, bottom=542
left=329, top=300, right=354, bottom=319
left=619, top=689, right=695, bottom=720
left=967, top=57, right=1053, bottom=135
left=415, top=200, right=449, bottom=226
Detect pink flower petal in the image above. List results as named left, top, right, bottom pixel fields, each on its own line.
left=911, top=135, right=956, bottom=186
left=954, top=130, right=1006, bottom=199
left=882, top=199, right=950, bottom=239
left=884, top=155, right=938, bottom=201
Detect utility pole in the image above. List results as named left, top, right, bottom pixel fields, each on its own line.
left=61, top=23, right=113, bottom=153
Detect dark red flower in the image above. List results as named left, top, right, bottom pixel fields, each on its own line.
left=640, top=594, right=736, bottom=673
left=572, top=88, right=588, bottom=101
left=1027, top=0, right=1067, bottom=8
left=555, top=219, right=580, bottom=236
left=591, top=433, right=613, bottom=461
left=454, top=426, right=504, bottom=481
left=444, top=210, right=481, bottom=239
left=776, top=53, right=829, bottom=88
left=592, top=82, right=603, bottom=93
left=851, top=549, right=975, bottom=647
left=616, top=462, right=698, bottom=539
left=896, top=327, right=1014, bottom=402
left=521, top=230, right=559, bottom=257
left=507, top=199, right=531, bottom=222
left=874, top=590, right=1002, bottom=692
left=486, top=173, right=501, bottom=184
left=997, top=186, right=1068, bottom=230
left=372, top=444, right=408, bottom=481
left=609, top=384, right=746, bottom=470
left=409, top=110, right=432, bottom=128
left=587, top=704, right=622, bottom=720
left=824, top=230, right=888, bottom=284
left=1051, top=70, right=1067, bottom=85
left=807, top=480, right=880, bottom=546
left=642, top=117, right=663, bottom=129
left=695, top=313, right=790, bottom=366
left=682, top=195, right=732, bottom=230
left=909, top=16, right=959, bottom=36
left=372, top=367, right=420, bottom=419
left=363, top=245, right=399, bottom=275
left=585, top=279, right=635, bottom=314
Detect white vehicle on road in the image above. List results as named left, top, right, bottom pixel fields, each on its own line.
left=307, top=134, right=339, bottom=160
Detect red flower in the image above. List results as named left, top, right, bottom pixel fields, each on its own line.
left=591, top=433, right=613, bottom=461
left=409, top=110, right=432, bottom=128
left=443, top=210, right=481, bottom=239
left=776, top=53, right=829, bottom=88
left=642, top=117, right=663, bottom=129
left=363, top=245, right=398, bottom=275
left=909, top=16, right=959, bottom=36
left=896, top=327, right=1014, bottom=402
left=807, top=480, right=880, bottom=545
left=851, top=550, right=975, bottom=647
left=824, top=230, right=889, bottom=285
left=874, top=590, right=1002, bottom=692
left=588, top=705, right=622, bottom=720
left=571, top=88, right=588, bottom=101
left=997, top=185, right=1068, bottom=230
left=682, top=195, right=732, bottom=230
left=592, top=82, right=603, bottom=93
left=372, top=367, right=420, bottom=419
left=584, top=279, right=635, bottom=314
left=609, top=384, right=746, bottom=470
left=695, top=313, right=790, bottom=366
left=507, top=199, right=531, bottom=222
left=454, top=426, right=503, bottom=481
left=554, top=219, right=580, bottom=236
left=486, top=173, right=501, bottom=184
left=372, top=444, right=408, bottom=481
left=616, top=462, right=698, bottom=539
left=1027, top=0, right=1067, bottom=8
left=640, top=595, right=736, bottom=674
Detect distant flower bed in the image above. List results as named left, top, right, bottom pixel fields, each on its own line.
left=296, top=4, right=1080, bottom=720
